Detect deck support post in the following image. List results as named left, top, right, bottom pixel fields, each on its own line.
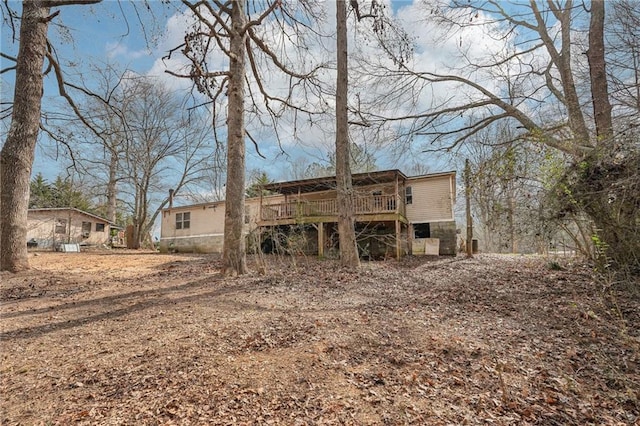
left=408, top=223, right=413, bottom=255
left=394, top=176, right=399, bottom=214
left=395, top=220, right=401, bottom=259
left=317, top=222, right=324, bottom=258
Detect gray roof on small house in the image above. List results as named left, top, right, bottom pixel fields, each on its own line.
left=28, top=207, right=116, bottom=225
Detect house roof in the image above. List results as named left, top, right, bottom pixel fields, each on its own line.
left=28, top=207, right=116, bottom=225
left=164, top=200, right=225, bottom=212
left=160, top=169, right=457, bottom=211
left=406, top=170, right=456, bottom=181
left=261, top=169, right=410, bottom=195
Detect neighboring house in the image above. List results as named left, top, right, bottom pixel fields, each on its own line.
left=159, top=169, right=458, bottom=257
left=27, top=208, right=115, bottom=250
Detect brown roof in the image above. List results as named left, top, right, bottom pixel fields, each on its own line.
left=261, top=169, right=409, bottom=195
left=28, top=207, right=115, bottom=225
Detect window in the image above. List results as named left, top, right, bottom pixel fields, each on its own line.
left=414, top=223, right=431, bottom=239
left=81, top=221, right=91, bottom=238
left=95, top=223, right=105, bottom=232
left=55, top=219, right=67, bottom=234
left=176, top=212, right=191, bottom=230
left=405, top=186, right=413, bottom=205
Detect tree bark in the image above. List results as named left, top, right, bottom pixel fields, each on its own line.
left=553, top=1, right=592, bottom=149
left=464, top=159, right=473, bottom=258
left=106, top=150, right=118, bottom=224
left=335, top=0, right=360, bottom=268
left=587, top=0, right=613, bottom=142
left=222, top=1, right=248, bottom=276
left=0, top=1, right=51, bottom=272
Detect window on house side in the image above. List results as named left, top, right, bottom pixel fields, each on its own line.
left=81, top=221, right=91, bottom=238
left=414, top=223, right=430, bottom=238
left=405, top=186, right=413, bottom=205
left=55, top=219, right=67, bottom=234
left=176, top=212, right=191, bottom=230
left=96, top=223, right=105, bottom=232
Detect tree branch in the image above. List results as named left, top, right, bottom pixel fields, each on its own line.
left=244, top=0, right=281, bottom=32
left=246, top=130, right=266, bottom=159
left=45, top=45, right=104, bottom=140
left=247, top=26, right=318, bottom=80
left=42, top=0, right=101, bottom=7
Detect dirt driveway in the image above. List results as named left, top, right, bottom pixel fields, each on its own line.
left=1, top=251, right=638, bottom=425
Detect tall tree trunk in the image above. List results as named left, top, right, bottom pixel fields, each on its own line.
left=136, top=197, right=147, bottom=249
left=131, top=185, right=141, bottom=249
left=0, top=1, right=51, bottom=272
left=587, top=0, right=613, bottom=142
left=583, top=1, right=634, bottom=271
left=508, top=190, right=517, bottom=254
left=464, top=159, right=473, bottom=258
left=533, top=0, right=590, bottom=151
left=106, top=150, right=118, bottom=224
left=222, top=1, right=248, bottom=276
left=556, top=2, right=591, bottom=148
left=335, top=0, right=360, bottom=268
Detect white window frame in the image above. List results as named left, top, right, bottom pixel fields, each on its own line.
left=176, top=212, right=191, bottom=230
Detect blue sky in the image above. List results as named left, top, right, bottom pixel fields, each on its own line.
left=1, top=0, right=462, bottom=188
left=2, top=1, right=166, bottom=179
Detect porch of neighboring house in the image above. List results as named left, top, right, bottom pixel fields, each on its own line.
left=256, top=170, right=410, bottom=259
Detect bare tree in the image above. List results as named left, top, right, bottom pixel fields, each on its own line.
left=335, top=0, right=360, bottom=268
left=355, top=0, right=639, bottom=273
left=0, top=0, right=101, bottom=272
left=47, top=70, right=212, bottom=249
left=588, top=0, right=613, bottom=141
left=359, top=1, right=595, bottom=156
left=607, top=0, right=640, bottom=121
left=290, top=143, right=378, bottom=180
left=333, top=0, right=412, bottom=268
left=166, top=1, right=325, bottom=276
left=460, top=123, right=556, bottom=254
left=55, top=65, right=134, bottom=224
left=117, top=78, right=211, bottom=249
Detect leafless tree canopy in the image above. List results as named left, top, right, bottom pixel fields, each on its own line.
left=164, top=1, right=329, bottom=275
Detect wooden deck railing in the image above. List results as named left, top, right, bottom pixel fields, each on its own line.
left=261, top=195, right=404, bottom=220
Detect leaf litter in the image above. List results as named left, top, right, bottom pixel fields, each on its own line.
left=0, top=251, right=638, bottom=425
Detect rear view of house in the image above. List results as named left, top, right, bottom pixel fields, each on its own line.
left=27, top=208, right=115, bottom=250
left=159, top=170, right=457, bottom=257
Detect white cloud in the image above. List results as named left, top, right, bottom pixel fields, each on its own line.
left=136, top=1, right=542, bottom=178
left=105, top=41, right=150, bottom=60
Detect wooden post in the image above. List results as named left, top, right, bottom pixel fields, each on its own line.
left=394, top=175, right=399, bottom=213
left=395, top=220, right=401, bottom=259
left=465, top=158, right=473, bottom=258
left=408, top=223, right=413, bottom=255
left=318, top=222, right=324, bottom=258
left=259, top=186, right=263, bottom=221
left=67, top=210, right=72, bottom=244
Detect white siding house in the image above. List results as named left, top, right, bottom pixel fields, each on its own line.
left=27, top=208, right=115, bottom=249
left=159, top=170, right=458, bottom=257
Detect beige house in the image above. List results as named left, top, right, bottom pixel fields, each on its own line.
left=160, top=170, right=457, bottom=258
left=27, top=208, right=115, bottom=250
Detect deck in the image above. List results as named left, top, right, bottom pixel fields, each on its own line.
left=259, top=194, right=407, bottom=225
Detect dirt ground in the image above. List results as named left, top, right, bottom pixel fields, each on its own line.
left=1, top=251, right=638, bottom=425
